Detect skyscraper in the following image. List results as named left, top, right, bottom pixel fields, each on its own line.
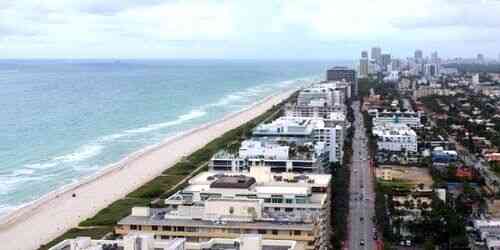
left=326, top=66, right=358, bottom=97
left=359, top=50, right=369, bottom=78
left=359, top=59, right=369, bottom=78
left=381, top=54, right=391, bottom=71
left=391, top=59, right=401, bottom=71
left=477, top=53, right=485, bottom=63
left=414, top=50, right=423, bottom=62
left=361, top=51, right=368, bottom=59
left=371, top=47, right=381, bottom=64
left=431, top=51, right=439, bottom=64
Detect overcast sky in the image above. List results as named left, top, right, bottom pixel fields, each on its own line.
left=1, top=0, right=500, bottom=59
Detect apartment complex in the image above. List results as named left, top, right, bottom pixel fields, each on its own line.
left=368, top=109, right=423, bottom=128
left=116, top=167, right=332, bottom=250
left=252, top=116, right=344, bottom=163
left=209, top=139, right=327, bottom=173
left=372, top=123, right=418, bottom=152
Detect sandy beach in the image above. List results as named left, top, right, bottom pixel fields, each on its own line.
left=0, top=87, right=298, bottom=250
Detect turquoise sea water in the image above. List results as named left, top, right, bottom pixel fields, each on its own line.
left=0, top=59, right=349, bottom=214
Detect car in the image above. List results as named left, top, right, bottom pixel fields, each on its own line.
left=360, top=217, right=364, bottom=221
left=405, top=240, right=412, bottom=246
left=360, top=240, right=365, bottom=246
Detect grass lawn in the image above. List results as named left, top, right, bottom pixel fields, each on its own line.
left=79, top=198, right=151, bottom=227
left=127, top=175, right=186, bottom=199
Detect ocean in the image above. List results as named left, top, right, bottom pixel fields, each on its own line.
left=0, top=59, right=349, bottom=214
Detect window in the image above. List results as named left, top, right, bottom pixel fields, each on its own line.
left=176, top=227, right=185, bottom=232
left=285, top=199, right=293, bottom=204
left=271, top=195, right=283, bottom=204
left=272, top=230, right=278, bottom=235
left=285, top=208, right=293, bottom=212
left=160, top=236, right=169, bottom=240
left=271, top=198, right=283, bottom=203
left=258, top=229, right=267, bottom=234
left=264, top=198, right=271, bottom=203
left=294, top=230, right=301, bottom=236
left=130, top=225, right=137, bottom=230
left=152, top=226, right=158, bottom=231
left=162, top=226, right=171, bottom=231
left=295, top=197, right=306, bottom=204
left=274, top=207, right=280, bottom=211
left=308, top=241, right=315, bottom=246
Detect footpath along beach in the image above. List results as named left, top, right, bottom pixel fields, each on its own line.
left=0, top=87, right=299, bottom=250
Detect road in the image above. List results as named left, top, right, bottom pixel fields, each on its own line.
left=348, top=101, right=376, bottom=250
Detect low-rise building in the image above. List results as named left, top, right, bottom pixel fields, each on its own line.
left=392, top=188, right=433, bottom=216
left=369, top=109, right=423, bottom=128
left=372, top=123, right=418, bottom=152
left=473, top=219, right=500, bottom=242
left=431, top=148, right=458, bottom=163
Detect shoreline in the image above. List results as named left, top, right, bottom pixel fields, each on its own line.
left=0, top=85, right=301, bottom=250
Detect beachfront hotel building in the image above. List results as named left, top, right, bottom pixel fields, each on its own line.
left=50, top=233, right=298, bottom=250
left=115, top=167, right=332, bottom=250
left=252, top=116, right=344, bottom=163
left=209, top=138, right=328, bottom=173
left=372, top=123, right=418, bottom=152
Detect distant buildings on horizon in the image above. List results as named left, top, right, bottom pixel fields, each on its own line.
left=356, top=46, right=500, bottom=80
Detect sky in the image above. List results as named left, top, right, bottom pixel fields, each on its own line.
left=1, top=0, right=500, bottom=59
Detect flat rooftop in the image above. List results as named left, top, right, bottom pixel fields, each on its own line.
left=118, top=215, right=314, bottom=231
left=210, top=176, right=256, bottom=189
left=189, top=171, right=331, bottom=187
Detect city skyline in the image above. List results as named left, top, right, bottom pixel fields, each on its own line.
left=1, top=0, right=500, bottom=59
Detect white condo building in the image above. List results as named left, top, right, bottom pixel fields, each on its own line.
left=372, top=123, right=418, bottom=152
left=369, top=109, right=423, bottom=128
left=209, top=139, right=327, bottom=173
left=252, top=116, right=344, bottom=163
left=116, top=168, right=332, bottom=250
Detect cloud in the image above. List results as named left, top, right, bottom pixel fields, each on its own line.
left=391, top=1, right=500, bottom=29
left=76, top=0, right=167, bottom=15
left=0, top=0, right=499, bottom=58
